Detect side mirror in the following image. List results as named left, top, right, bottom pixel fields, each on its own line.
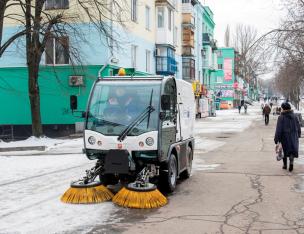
left=70, top=95, right=78, bottom=111
left=161, top=95, right=171, bottom=110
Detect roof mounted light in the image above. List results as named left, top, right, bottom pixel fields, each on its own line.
left=118, top=68, right=126, bottom=76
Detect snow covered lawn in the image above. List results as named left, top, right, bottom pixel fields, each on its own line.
left=0, top=140, right=117, bottom=233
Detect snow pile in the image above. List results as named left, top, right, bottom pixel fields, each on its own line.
left=0, top=137, right=84, bottom=156
left=0, top=136, right=66, bottom=147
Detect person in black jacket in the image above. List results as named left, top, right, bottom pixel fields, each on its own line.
left=263, top=104, right=271, bottom=125
left=274, top=102, right=301, bottom=172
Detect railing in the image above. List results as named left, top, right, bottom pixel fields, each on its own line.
left=156, top=56, right=178, bottom=75
left=156, top=0, right=176, bottom=9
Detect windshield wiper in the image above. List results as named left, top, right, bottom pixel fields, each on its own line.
left=146, top=89, right=153, bottom=129
left=117, top=105, right=155, bottom=142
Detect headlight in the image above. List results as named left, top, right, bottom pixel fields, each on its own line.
left=88, top=136, right=96, bottom=145
left=145, top=137, right=154, bottom=146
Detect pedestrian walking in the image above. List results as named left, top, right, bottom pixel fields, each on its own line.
left=244, top=104, right=247, bottom=114
left=261, top=103, right=265, bottom=115
left=238, top=105, right=241, bottom=114
left=274, top=102, right=301, bottom=172
left=263, top=104, right=271, bottom=125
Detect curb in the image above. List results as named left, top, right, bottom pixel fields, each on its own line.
left=0, top=146, right=46, bottom=152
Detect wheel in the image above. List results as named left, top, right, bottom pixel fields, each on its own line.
left=180, top=146, right=193, bottom=179
left=160, top=154, right=178, bottom=192
left=99, top=174, right=118, bottom=186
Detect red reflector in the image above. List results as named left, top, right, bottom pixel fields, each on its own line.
left=118, top=143, right=123, bottom=149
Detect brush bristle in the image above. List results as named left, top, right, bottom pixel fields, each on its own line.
left=112, top=187, right=167, bottom=208
left=61, top=185, right=114, bottom=204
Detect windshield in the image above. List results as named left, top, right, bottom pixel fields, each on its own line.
left=86, top=80, right=161, bottom=136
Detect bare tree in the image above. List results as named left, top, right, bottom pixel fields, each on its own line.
left=224, top=24, right=230, bottom=47
left=267, top=0, right=304, bottom=106
left=232, top=24, right=270, bottom=82
left=0, top=0, right=129, bottom=137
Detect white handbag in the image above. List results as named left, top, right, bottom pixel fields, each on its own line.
left=276, top=143, right=283, bottom=161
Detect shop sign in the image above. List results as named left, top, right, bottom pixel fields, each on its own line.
left=224, top=58, right=233, bottom=81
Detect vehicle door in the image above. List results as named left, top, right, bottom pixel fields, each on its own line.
left=160, top=78, right=177, bottom=162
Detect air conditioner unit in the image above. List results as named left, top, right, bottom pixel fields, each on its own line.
left=155, top=48, right=161, bottom=56
left=69, top=75, right=85, bottom=87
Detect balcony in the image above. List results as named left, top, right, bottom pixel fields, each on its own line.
left=182, top=47, right=194, bottom=56
left=183, top=28, right=194, bottom=48
left=182, top=58, right=195, bottom=81
left=182, top=3, right=194, bottom=14
left=156, top=56, right=177, bottom=75
left=182, top=0, right=198, bottom=13
left=182, top=14, right=195, bottom=29
left=155, top=0, right=176, bottom=9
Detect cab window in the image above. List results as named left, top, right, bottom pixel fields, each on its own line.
left=163, top=79, right=177, bottom=122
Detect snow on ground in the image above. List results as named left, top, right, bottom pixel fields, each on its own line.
left=0, top=137, right=117, bottom=234
left=194, top=104, right=262, bottom=135
left=0, top=153, right=118, bottom=234
left=0, top=137, right=83, bottom=156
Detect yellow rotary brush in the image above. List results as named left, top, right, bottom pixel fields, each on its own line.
left=61, top=181, right=114, bottom=204
left=112, top=183, right=167, bottom=209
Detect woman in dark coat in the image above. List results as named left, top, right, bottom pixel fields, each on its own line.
left=274, top=102, right=301, bottom=172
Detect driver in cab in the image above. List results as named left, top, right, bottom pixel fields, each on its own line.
left=105, top=87, right=140, bottom=124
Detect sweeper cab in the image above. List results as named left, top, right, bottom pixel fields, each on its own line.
left=63, top=74, right=195, bottom=207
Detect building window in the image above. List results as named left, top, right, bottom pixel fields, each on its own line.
left=218, top=64, right=223, bottom=70
left=182, top=58, right=195, bottom=80
left=146, top=50, right=151, bottom=73
left=217, top=50, right=223, bottom=57
left=158, top=7, right=164, bottom=28
left=45, top=0, right=69, bottom=10
left=168, top=9, right=172, bottom=31
left=131, top=45, right=137, bottom=69
left=145, top=6, right=150, bottom=30
left=131, top=0, right=137, bottom=22
left=45, top=36, right=69, bottom=65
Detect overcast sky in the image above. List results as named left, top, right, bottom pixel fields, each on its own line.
left=202, top=0, right=285, bottom=79
left=203, top=0, right=284, bottom=46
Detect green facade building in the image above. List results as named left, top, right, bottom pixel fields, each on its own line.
left=0, top=65, right=146, bottom=138
left=213, top=47, right=244, bottom=109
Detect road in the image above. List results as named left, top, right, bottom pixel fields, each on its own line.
left=1, top=109, right=304, bottom=234
left=94, top=115, right=304, bottom=234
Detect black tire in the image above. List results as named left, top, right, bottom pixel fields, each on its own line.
left=180, top=146, right=193, bottom=179
left=160, top=154, right=178, bottom=192
left=99, top=174, right=118, bottom=186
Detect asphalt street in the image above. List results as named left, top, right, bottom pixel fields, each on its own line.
left=94, top=115, right=304, bottom=234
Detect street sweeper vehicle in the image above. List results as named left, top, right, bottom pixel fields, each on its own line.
left=61, top=74, right=195, bottom=208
